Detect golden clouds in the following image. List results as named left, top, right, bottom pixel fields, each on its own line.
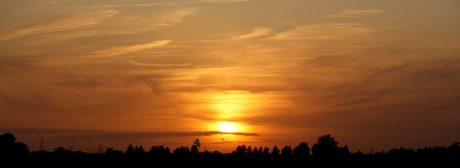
left=272, top=23, right=376, bottom=40
left=129, top=61, right=191, bottom=67
left=156, top=8, right=198, bottom=26
left=324, top=9, right=385, bottom=18
left=234, top=26, right=272, bottom=39
left=0, top=10, right=118, bottom=41
left=1, top=0, right=460, bottom=154
left=90, top=40, right=172, bottom=58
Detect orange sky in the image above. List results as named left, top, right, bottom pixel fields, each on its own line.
left=1, top=0, right=460, bottom=154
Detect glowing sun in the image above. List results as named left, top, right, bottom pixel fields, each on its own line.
left=218, top=122, right=238, bottom=133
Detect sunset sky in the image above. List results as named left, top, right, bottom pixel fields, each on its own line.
left=1, top=0, right=460, bottom=154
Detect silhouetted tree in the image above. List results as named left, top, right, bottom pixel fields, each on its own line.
left=271, top=145, right=280, bottom=155
left=13, top=142, right=29, bottom=155
left=388, top=147, right=416, bottom=157
left=135, top=145, right=145, bottom=154
left=191, top=145, right=199, bottom=154
left=54, top=146, right=66, bottom=153
left=165, top=146, right=171, bottom=153
left=448, top=142, right=460, bottom=154
left=105, top=147, right=114, bottom=154
left=0, top=133, right=15, bottom=145
left=105, top=147, right=123, bottom=157
left=253, top=146, right=263, bottom=155
left=173, top=146, right=190, bottom=156
left=149, top=145, right=171, bottom=156
left=293, top=142, right=310, bottom=156
left=0, top=133, right=30, bottom=156
left=247, top=146, right=253, bottom=155
left=311, top=134, right=349, bottom=157
left=212, top=150, right=222, bottom=155
left=282, top=145, right=293, bottom=155
left=106, top=147, right=114, bottom=153
left=311, top=134, right=338, bottom=156
left=233, top=145, right=247, bottom=156
left=263, top=146, right=270, bottom=155
left=125, top=144, right=135, bottom=154
left=341, top=145, right=350, bottom=155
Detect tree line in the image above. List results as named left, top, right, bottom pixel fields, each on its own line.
left=1, top=132, right=459, bottom=166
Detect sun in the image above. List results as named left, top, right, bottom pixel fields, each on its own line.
left=218, top=122, right=238, bottom=133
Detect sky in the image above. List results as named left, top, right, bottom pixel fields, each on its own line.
left=1, top=0, right=460, bottom=154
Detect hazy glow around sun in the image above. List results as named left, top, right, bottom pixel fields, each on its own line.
left=218, top=122, right=238, bottom=132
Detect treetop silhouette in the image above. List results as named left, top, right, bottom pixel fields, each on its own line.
left=1, top=132, right=459, bottom=165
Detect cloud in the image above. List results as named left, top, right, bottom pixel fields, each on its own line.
left=90, top=8, right=197, bottom=35
left=89, top=40, right=172, bottom=58
left=155, top=8, right=198, bottom=26
left=233, top=26, right=272, bottom=39
left=198, top=26, right=272, bottom=42
left=2, top=128, right=259, bottom=139
left=81, top=0, right=254, bottom=8
left=0, top=10, right=118, bottom=41
left=62, top=8, right=196, bottom=41
left=272, top=23, right=375, bottom=40
left=88, top=131, right=261, bottom=139
left=0, top=59, right=42, bottom=73
left=202, top=0, right=256, bottom=3
left=129, top=61, right=191, bottom=67
left=324, top=9, right=385, bottom=18
left=2, top=8, right=197, bottom=43
left=0, top=93, right=70, bottom=115
left=78, top=131, right=260, bottom=139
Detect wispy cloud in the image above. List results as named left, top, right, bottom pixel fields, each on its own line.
left=272, top=23, right=375, bottom=40
left=155, top=8, right=198, bottom=26
left=2, top=8, right=197, bottom=44
left=89, top=40, right=172, bottom=58
left=324, top=9, right=385, bottom=18
left=65, top=8, right=196, bottom=41
left=199, top=26, right=272, bottom=42
left=92, top=8, right=197, bottom=35
left=233, top=26, right=272, bottom=39
left=81, top=0, right=255, bottom=8
left=0, top=10, right=118, bottom=41
left=129, top=61, right=191, bottom=67
left=202, top=0, right=256, bottom=3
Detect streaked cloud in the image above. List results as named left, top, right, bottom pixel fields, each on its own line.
left=324, top=9, right=385, bottom=18
left=89, top=40, right=172, bottom=58
left=0, top=10, right=118, bottom=41
left=233, top=26, right=272, bottom=39
left=129, top=61, right=191, bottom=67
left=81, top=0, right=255, bottom=8
left=1, top=7, right=197, bottom=45
left=272, top=23, right=376, bottom=40
left=155, top=8, right=198, bottom=26
left=39, top=8, right=197, bottom=43
left=202, top=0, right=256, bottom=3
